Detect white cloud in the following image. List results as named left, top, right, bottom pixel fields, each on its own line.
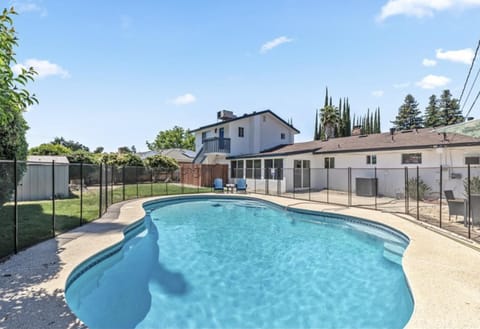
left=260, top=36, right=293, bottom=54
left=372, top=90, right=385, bottom=97
left=11, top=1, right=48, bottom=16
left=377, top=0, right=480, bottom=21
left=416, top=74, right=450, bottom=89
left=422, top=58, right=437, bottom=66
left=170, top=93, right=196, bottom=106
left=436, top=48, right=474, bottom=64
left=12, top=59, right=70, bottom=79
left=393, top=82, right=411, bottom=89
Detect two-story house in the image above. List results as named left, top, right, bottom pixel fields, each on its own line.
left=191, top=110, right=300, bottom=165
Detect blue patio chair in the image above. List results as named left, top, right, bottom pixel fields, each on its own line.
left=213, top=178, right=224, bottom=192
left=236, top=178, right=247, bottom=193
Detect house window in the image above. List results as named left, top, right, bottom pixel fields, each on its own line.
left=465, top=156, right=480, bottom=165
left=238, top=127, right=244, bottom=138
left=402, top=153, right=422, bottom=164
left=246, top=160, right=253, bottom=178
left=366, top=155, right=377, bottom=165
left=324, top=157, right=335, bottom=168
left=264, top=159, right=283, bottom=180
left=281, top=133, right=286, bottom=140
left=231, top=160, right=244, bottom=178
left=274, top=159, right=283, bottom=180
left=254, top=159, right=261, bottom=179
left=201, top=132, right=207, bottom=142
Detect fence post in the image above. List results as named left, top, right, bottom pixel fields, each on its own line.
left=404, top=167, right=409, bottom=214
left=181, top=166, right=184, bottom=194
left=99, top=162, right=103, bottom=218
left=308, top=167, right=311, bottom=201
left=52, top=160, right=56, bottom=237
left=348, top=167, right=352, bottom=207
left=104, top=162, right=108, bottom=211
left=467, top=164, right=471, bottom=239
left=375, top=166, right=378, bottom=210
left=292, top=168, right=296, bottom=199
left=13, top=158, right=18, bottom=254
left=122, top=166, right=126, bottom=201
left=166, top=170, right=169, bottom=195
left=135, top=166, right=139, bottom=199
left=416, top=166, right=419, bottom=220
left=439, top=165, right=442, bottom=228
left=327, top=167, right=330, bottom=204
left=151, top=168, right=154, bottom=196
left=80, top=162, right=83, bottom=226
left=196, top=167, right=200, bottom=193
left=110, top=165, right=114, bottom=206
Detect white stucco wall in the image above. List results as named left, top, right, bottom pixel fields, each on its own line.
left=194, top=112, right=297, bottom=161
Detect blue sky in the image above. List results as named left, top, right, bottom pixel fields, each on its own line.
left=11, top=0, right=480, bottom=152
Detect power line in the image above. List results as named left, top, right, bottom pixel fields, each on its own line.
left=459, top=39, right=480, bottom=105
left=464, top=88, right=480, bottom=119
left=460, top=64, right=480, bottom=114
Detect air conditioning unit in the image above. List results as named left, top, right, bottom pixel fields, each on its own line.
left=217, top=110, right=236, bottom=121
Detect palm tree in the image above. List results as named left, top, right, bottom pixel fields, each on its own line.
left=320, top=105, right=338, bottom=139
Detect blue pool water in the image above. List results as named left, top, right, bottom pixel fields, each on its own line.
left=66, top=197, right=414, bottom=329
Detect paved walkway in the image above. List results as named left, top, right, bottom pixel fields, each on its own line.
left=1, top=194, right=480, bottom=329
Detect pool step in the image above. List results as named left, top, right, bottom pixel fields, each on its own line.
left=383, top=242, right=404, bottom=266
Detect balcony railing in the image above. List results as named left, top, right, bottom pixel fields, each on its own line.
left=203, top=137, right=231, bottom=154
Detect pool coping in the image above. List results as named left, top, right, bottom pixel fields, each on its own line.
left=1, top=193, right=480, bottom=329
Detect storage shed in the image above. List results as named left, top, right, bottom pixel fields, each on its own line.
left=17, top=156, right=70, bottom=201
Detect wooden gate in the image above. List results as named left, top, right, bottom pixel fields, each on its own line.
left=180, top=164, right=228, bottom=187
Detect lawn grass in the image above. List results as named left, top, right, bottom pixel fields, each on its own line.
left=0, top=183, right=211, bottom=259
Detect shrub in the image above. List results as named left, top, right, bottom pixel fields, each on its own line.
left=407, top=177, right=431, bottom=200
left=464, top=176, right=480, bottom=195
left=144, top=155, right=179, bottom=170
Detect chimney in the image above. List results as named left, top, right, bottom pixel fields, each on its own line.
left=390, top=128, right=395, bottom=141
left=352, top=125, right=362, bottom=136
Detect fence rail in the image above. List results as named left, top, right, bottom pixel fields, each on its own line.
left=1, top=160, right=479, bottom=260
left=0, top=161, right=215, bottom=259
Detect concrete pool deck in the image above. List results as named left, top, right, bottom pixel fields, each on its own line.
left=1, top=193, right=480, bottom=329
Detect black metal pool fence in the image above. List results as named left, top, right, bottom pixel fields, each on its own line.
left=1, top=160, right=479, bottom=259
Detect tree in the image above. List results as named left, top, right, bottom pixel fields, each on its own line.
left=424, top=95, right=441, bottom=127
left=99, top=153, right=143, bottom=167
left=314, top=109, right=320, bottom=140
left=67, top=150, right=96, bottom=164
left=118, top=146, right=132, bottom=154
left=51, top=137, right=90, bottom=152
left=93, top=146, right=104, bottom=154
left=392, top=94, right=423, bottom=130
left=439, top=89, right=464, bottom=125
left=146, top=126, right=195, bottom=151
left=320, top=105, right=338, bottom=139
left=144, top=154, right=179, bottom=170
left=29, top=143, right=72, bottom=156
left=0, top=8, right=38, bottom=204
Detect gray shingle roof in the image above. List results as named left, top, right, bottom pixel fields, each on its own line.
left=228, top=128, right=480, bottom=159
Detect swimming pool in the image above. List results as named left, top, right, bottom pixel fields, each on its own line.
left=66, top=196, right=414, bottom=329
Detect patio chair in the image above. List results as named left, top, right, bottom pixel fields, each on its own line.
left=236, top=178, right=247, bottom=193
left=213, top=178, right=224, bottom=192
left=444, top=190, right=465, bottom=221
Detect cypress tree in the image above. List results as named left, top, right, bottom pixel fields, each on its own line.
left=365, top=108, right=370, bottom=134
left=324, top=87, right=329, bottom=108
left=338, top=98, right=343, bottom=137
left=346, top=99, right=351, bottom=136
left=424, top=94, right=441, bottom=127
left=377, top=107, right=381, bottom=133
left=314, top=109, right=319, bottom=140
left=439, top=89, right=464, bottom=125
